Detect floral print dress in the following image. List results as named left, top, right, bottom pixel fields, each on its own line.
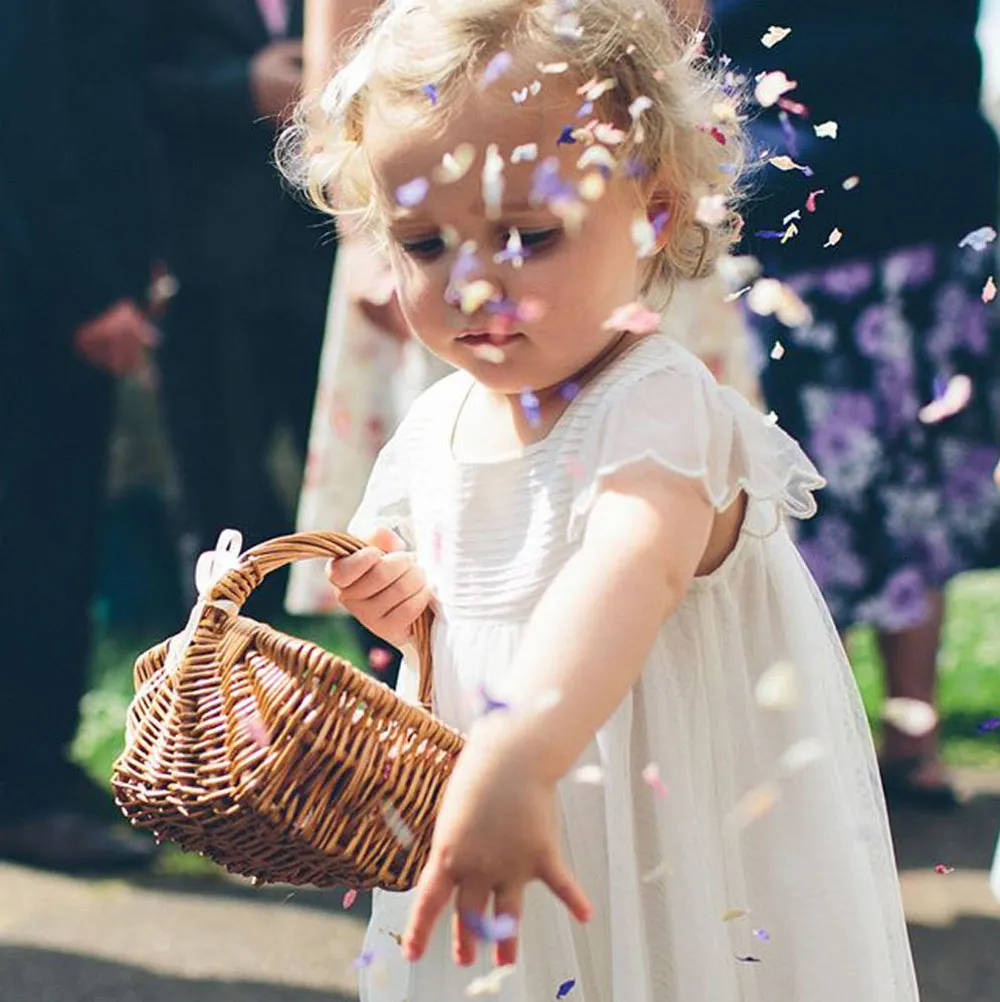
left=750, top=242, right=1000, bottom=631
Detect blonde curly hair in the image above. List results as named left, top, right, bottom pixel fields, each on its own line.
left=279, top=0, right=750, bottom=295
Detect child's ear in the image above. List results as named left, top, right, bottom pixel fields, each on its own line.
left=646, top=192, right=674, bottom=249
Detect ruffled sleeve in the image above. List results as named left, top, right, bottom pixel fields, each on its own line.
left=346, top=429, right=415, bottom=548
left=567, top=353, right=826, bottom=542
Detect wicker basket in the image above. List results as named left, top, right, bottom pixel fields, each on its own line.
left=111, top=530, right=465, bottom=891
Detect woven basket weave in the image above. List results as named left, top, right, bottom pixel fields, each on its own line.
left=111, top=531, right=464, bottom=891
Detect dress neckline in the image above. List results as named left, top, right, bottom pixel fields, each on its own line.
left=447, top=336, right=660, bottom=467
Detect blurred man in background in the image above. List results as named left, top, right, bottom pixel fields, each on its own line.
left=0, top=0, right=159, bottom=870
left=148, top=0, right=336, bottom=617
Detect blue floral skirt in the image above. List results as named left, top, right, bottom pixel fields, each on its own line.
left=751, top=243, right=1000, bottom=632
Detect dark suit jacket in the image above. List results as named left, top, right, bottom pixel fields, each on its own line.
left=148, top=0, right=335, bottom=293
left=0, top=0, right=152, bottom=339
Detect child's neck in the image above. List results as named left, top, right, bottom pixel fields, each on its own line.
left=516, top=331, right=632, bottom=411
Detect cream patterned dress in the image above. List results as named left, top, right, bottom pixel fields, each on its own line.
left=349, top=334, right=919, bottom=1002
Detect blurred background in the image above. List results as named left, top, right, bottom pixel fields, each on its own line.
left=1, top=1, right=999, bottom=1000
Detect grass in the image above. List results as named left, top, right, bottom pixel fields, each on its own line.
left=73, top=571, right=1000, bottom=877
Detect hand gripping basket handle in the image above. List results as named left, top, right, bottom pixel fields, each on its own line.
left=201, top=530, right=435, bottom=711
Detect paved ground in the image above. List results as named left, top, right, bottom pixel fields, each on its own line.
left=1, top=768, right=999, bottom=1001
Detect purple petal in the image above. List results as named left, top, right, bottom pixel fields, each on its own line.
left=482, top=51, right=514, bottom=86
left=556, top=979, right=577, bottom=999
left=395, top=177, right=429, bottom=208
left=421, top=83, right=439, bottom=105
left=557, top=125, right=577, bottom=145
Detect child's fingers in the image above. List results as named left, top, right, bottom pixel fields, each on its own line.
left=454, top=882, right=492, bottom=966
left=403, top=860, right=455, bottom=962
left=326, top=547, right=383, bottom=589
left=492, top=886, right=523, bottom=967
left=539, top=854, right=592, bottom=924
left=377, top=582, right=433, bottom=640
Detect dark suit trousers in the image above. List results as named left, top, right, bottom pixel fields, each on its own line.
left=157, top=273, right=328, bottom=617
left=0, top=318, right=116, bottom=819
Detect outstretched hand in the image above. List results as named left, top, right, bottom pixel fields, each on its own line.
left=401, top=718, right=592, bottom=968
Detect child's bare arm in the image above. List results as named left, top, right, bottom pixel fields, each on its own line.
left=401, top=464, right=717, bottom=965
left=474, top=462, right=716, bottom=781
left=326, top=526, right=432, bottom=649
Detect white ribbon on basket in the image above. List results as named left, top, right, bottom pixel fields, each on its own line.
left=124, top=530, right=244, bottom=747
left=163, top=529, right=244, bottom=677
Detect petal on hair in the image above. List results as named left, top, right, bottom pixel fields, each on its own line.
left=629, top=96, right=654, bottom=120
left=695, top=194, right=728, bottom=227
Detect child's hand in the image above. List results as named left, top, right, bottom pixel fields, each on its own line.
left=326, top=526, right=432, bottom=649
left=402, top=717, right=592, bottom=968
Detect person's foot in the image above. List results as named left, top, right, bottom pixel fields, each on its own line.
left=0, top=809, right=159, bottom=874
left=879, top=754, right=961, bottom=811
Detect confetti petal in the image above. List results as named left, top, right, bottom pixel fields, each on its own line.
left=630, top=217, right=658, bottom=259
left=770, top=341, right=785, bottom=360
left=769, top=155, right=811, bottom=174
left=480, top=51, right=513, bottom=87
left=379, top=800, right=414, bottom=848
left=434, top=144, right=477, bottom=184
left=982, top=276, right=997, bottom=303
left=761, top=25, right=792, bottom=48
left=461, top=279, right=500, bottom=316
left=466, top=965, right=516, bottom=996
left=482, top=143, right=505, bottom=220
left=463, top=912, right=519, bottom=943
left=778, top=738, right=827, bottom=775
left=733, top=782, right=780, bottom=827
left=754, top=70, right=798, bottom=108
left=573, top=764, right=604, bottom=785
left=721, top=907, right=750, bottom=922
left=641, top=761, right=669, bottom=798
left=805, top=189, right=825, bottom=213
left=395, top=177, right=429, bottom=208
left=824, top=228, right=843, bottom=248
left=918, top=374, right=972, bottom=424
left=754, top=660, right=798, bottom=710
left=747, top=278, right=812, bottom=327
left=577, top=145, right=617, bottom=172
left=882, top=698, right=938, bottom=738
left=343, top=888, right=358, bottom=909
left=511, top=143, right=539, bottom=164
left=601, top=301, right=662, bottom=335
left=842, top=175, right=861, bottom=190
left=814, top=121, right=839, bottom=139
left=556, top=979, right=577, bottom=999
left=934, top=863, right=955, bottom=875
left=959, top=226, right=997, bottom=252
left=977, top=716, right=1000, bottom=734
left=696, top=193, right=728, bottom=227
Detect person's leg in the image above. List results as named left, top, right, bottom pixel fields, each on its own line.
left=0, top=332, right=116, bottom=818
left=877, top=589, right=950, bottom=785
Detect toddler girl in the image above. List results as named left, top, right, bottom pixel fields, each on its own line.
left=284, top=1, right=920, bottom=998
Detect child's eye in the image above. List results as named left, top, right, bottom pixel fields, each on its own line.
left=517, top=228, right=561, bottom=251
left=399, top=235, right=446, bottom=260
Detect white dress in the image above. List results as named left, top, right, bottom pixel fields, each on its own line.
left=348, top=334, right=920, bottom=1002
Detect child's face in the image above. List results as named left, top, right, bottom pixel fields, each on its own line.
left=363, top=70, right=651, bottom=395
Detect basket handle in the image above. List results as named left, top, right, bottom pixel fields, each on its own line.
left=202, top=530, right=436, bottom=712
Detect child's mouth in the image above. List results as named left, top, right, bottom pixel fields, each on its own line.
left=458, top=332, right=524, bottom=347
